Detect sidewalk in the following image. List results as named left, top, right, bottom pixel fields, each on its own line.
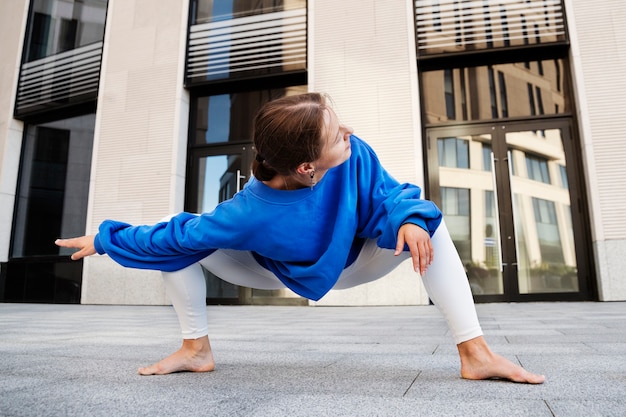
left=0, top=301, right=624, bottom=417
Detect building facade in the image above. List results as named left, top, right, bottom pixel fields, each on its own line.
left=1, top=0, right=625, bottom=306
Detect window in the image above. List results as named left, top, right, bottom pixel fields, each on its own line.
left=527, top=83, right=536, bottom=115
left=16, top=0, right=107, bottom=118
left=459, top=70, right=468, bottom=120
left=535, top=86, right=545, bottom=115
left=441, top=187, right=470, bottom=216
left=532, top=197, right=564, bottom=264
left=482, top=144, right=493, bottom=171
left=488, top=67, right=498, bottom=118
left=188, top=86, right=308, bottom=304
left=193, top=0, right=305, bottom=24
left=526, top=154, right=550, bottom=184
left=441, top=187, right=471, bottom=261
left=498, top=71, right=508, bottom=117
left=12, top=114, right=95, bottom=258
left=421, top=60, right=569, bottom=123
left=4, top=113, right=95, bottom=303
left=24, top=0, right=107, bottom=62
left=444, top=69, right=456, bottom=120
left=438, top=137, right=469, bottom=168
left=555, top=59, right=562, bottom=92
left=187, top=0, right=307, bottom=84
left=415, top=0, right=567, bottom=56
left=559, top=165, right=568, bottom=188
left=485, top=190, right=495, bottom=217
left=193, top=87, right=307, bottom=146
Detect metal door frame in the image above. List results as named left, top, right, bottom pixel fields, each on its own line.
left=185, top=143, right=254, bottom=305
left=426, top=118, right=594, bottom=302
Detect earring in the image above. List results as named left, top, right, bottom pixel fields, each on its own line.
left=310, top=170, right=316, bottom=190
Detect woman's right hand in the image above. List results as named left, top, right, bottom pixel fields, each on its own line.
left=55, top=235, right=97, bottom=260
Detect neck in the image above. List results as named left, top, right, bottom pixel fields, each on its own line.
left=264, top=174, right=312, bottom=191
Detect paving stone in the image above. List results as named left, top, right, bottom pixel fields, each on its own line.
left=0, top=302, right=625, bottom=417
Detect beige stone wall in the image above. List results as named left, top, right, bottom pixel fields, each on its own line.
left=82, top=0, right=191, bottom=304
left=310, top=0, right=429, bottom=306
left=5, top=0, right=618, bottom=306
left=0, top=1, right=28, bottom=263
left=565, top=0, right=626, bottom=300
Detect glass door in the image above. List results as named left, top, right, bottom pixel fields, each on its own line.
left=428, top=126, right=505, bottom=296
left=187, top=144, right=254, bottom=304
left=505, top=125, right=579, bottom=295
left=186, top=88, right=308, bottom=305
left=427, top=120, right=592, bottom=302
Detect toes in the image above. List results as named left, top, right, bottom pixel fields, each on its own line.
left=138, top=367, right=153, bottom=376
left=138, top=364, right=162, bottom=375
left=512, top=367, right=545, bottom=384
left=507, top=369, right=546, bottom=384
left=528, top=373, right=546, bottom=384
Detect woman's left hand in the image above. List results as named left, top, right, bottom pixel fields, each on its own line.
left=395, top=224, right=434, bottom=275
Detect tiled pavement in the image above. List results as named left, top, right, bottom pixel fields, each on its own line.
left=0, top=301, right=624, bottom=416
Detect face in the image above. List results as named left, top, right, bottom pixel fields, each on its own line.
left=313, top=108, right=353, bottom=171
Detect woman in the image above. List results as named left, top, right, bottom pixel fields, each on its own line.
left=56, top=93, right=545, bottom=383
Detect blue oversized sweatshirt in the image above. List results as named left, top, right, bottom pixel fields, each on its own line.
left=93, top=135, right=442, bottom=301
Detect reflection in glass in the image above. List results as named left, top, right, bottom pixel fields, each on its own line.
left=436, top=135, right=504, bottom=295
left=438, top=137, right=468, bottom=168
left=507, top=129, right=578, bottom=293
left=25, top=0, right=107, bottom=62
left=195, top=93, right=260, bottom=145
left=441, top=187, right=470, bottom=262
left=195, top=154, right=243, bottom=213
left=12, top=114, right=95, bottom=258
left=194, top=0, right=306, bottom=24
left=194, top=87, right=309, bottom=145
left=421, top=60, right=569, bottom=123
left=526, top=154, right=550, bottom=184
left=415, top=0, right=567, bottom=55
left=195, top=154, right=244, bottom=299
left=190, top=87, right=308, bottom=303
left=188, top=0, right=307, bottom=83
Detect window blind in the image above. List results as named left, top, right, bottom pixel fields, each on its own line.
left=415, top=0, right=566, bottom=55
left=16, top=42, right=103, bottom=116
left=187, top=8, right=306, bottom=82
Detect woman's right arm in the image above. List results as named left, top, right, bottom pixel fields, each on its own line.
left=55, top=235, right=96, bottom=260
left=54, top=200, right=254, bottom=272
left=54, top=215, right=218, bottom=272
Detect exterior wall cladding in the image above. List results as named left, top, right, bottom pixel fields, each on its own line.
left=0, top=0, right=625, bottom=305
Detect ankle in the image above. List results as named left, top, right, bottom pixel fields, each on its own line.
left=457, top=336, right=493, bottom=360
left=182, top=336, right=211, bottom=354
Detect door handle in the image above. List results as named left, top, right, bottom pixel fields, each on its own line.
left=506, top=150, right=521, bottom=272
left=236, top=169, right=246, bottom=192
left=490, top=152, right=504, bottom=272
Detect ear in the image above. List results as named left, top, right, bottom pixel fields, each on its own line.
left=295, top=162, right=315, bottom=175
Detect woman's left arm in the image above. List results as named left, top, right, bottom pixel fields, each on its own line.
left=351, top=137, right=441, bottom=274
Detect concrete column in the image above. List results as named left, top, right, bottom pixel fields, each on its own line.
left=82, top=0, right=190, bottom=304
left=565, top=0, right=626, bottom=300
left=310, top=0, right=429, bottom=305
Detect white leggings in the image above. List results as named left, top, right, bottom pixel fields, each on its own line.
left=162, top=220, right=483, bottom=344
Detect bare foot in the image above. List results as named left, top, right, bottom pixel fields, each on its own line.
left=457, top=336, right=545, bottom=384
left=138, top=336, right=215, bottom=375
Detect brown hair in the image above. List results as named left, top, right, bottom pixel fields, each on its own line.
left=251, top=93, right=327, bottom=181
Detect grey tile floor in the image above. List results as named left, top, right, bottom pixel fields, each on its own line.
left=0, top=301, right=625, bottom=416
